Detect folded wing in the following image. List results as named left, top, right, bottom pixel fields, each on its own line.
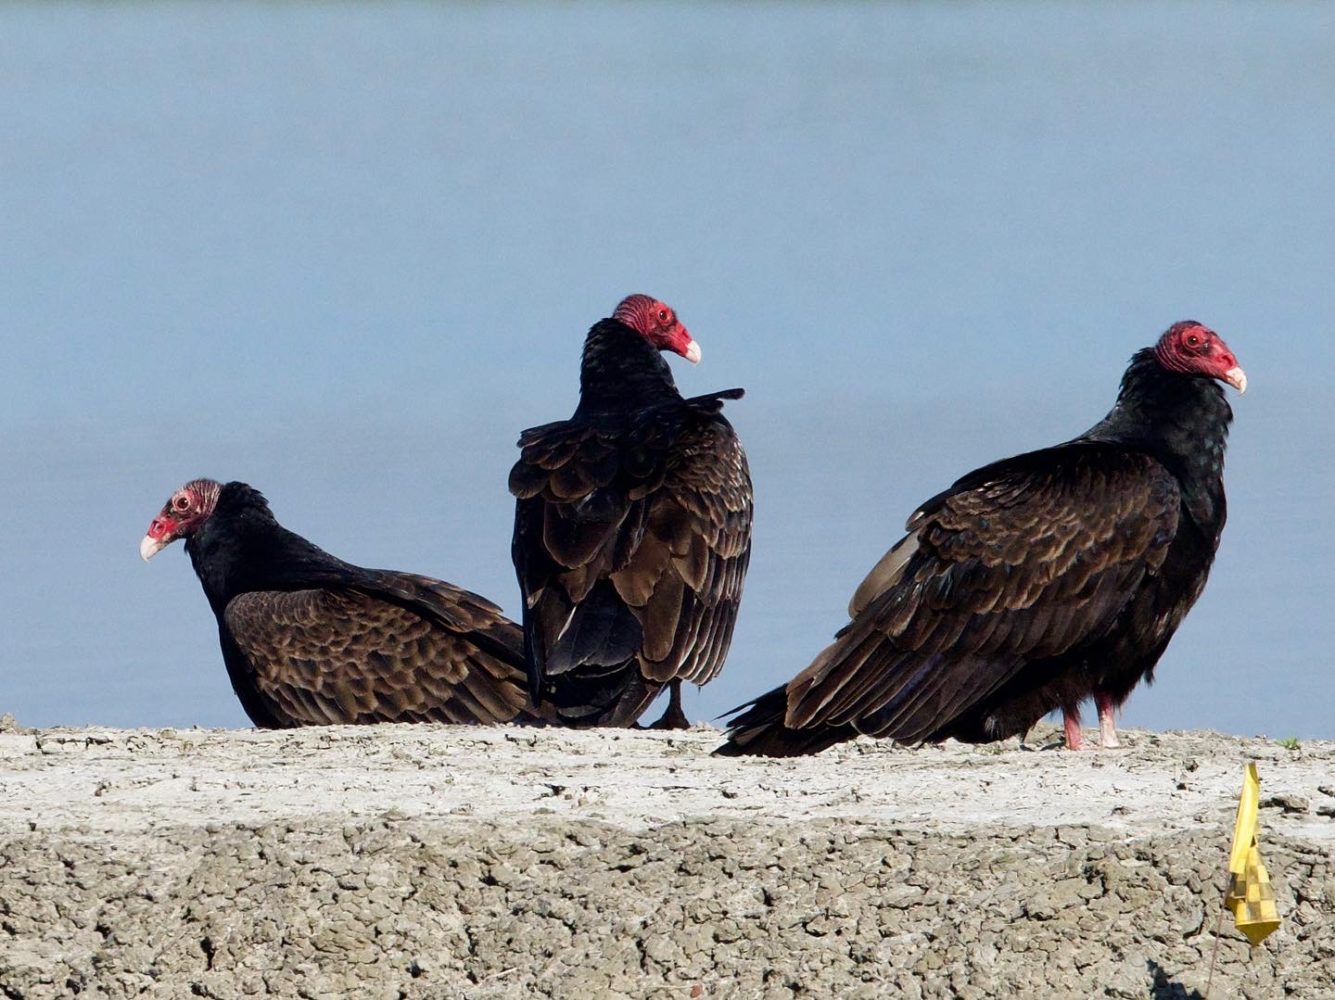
left=730, top=442, right=1179, bottom=750
left=511, top=390, right=752, bottom=722
left=223, top=572, right=534, bottom=726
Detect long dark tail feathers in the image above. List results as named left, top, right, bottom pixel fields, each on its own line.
left=713, top=684, right=856, bottom=757
left=714, top=723, right=855, bottom=758
left=521, top=613, right=546, bottom=705
left=544, top=583, right=642, bottom=677
left=539, top=658, right=660, bottom=728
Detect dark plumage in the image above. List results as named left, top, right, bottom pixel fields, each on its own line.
left=509, top=294, right=753, bottom=728
left=718, top=321, right=1245, bottom=756
left=141, top=479, right=546, bottom=728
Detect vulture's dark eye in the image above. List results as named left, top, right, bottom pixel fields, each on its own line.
left=658, top=309, right=670, bottom=323
left=173, top=495, right=191, bottom=512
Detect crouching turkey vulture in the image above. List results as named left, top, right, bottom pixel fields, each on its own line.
left=509, top=294, right=753, bottom=728
left=140, top=478, right=548, bottom=728
left=717, top=321, right=1245, bottom=756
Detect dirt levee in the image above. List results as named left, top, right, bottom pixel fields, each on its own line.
left=1, top=722, right=1332, bottom=998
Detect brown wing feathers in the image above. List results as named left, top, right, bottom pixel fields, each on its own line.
left=512, top=397, right=752, bottom=725
left=720, top=447, right=1179, bottom=753
left=224, top=576, right=537, bottom=728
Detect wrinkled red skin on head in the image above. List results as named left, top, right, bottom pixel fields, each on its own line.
left=146, top=479, right=221, bottom=546
left=1153, top=321, right=1241, bottom=383
left=145, top=514, right=180, bottom=543
left=612, top=293, right=696, bottom=359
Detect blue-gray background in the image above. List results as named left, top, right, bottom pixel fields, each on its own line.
left=2, top=3, right=1330, bottom=737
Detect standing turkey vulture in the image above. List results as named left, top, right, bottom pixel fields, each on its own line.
left=509, top=294, right=753, bottom=728
left=717, top=321, right=1245, bottom=756
left=140, top=478, right=547, bottom=728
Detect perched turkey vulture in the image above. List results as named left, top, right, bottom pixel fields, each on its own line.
left=717, top=321, right=1245, bottom=756
left=140, top=479, right=548, bottom=728
left=509, top=294, right=753, bottom=728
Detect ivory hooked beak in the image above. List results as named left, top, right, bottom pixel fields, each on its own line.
left=140, top=534, right=168, bottom=561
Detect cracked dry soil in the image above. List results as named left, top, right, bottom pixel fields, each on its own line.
left=1, top=722, right=1332, bottom=998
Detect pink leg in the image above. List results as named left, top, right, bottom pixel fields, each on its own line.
left=1096, top=692, right=1121, bottom=749
left=1062, top=709, right=1083, bottom=750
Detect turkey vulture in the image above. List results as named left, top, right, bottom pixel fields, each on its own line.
left=717, top=321, right=1245, bottom=756
left=509, top=293, right=753, bottom=728
left=140, top=478, right=547, bottom=728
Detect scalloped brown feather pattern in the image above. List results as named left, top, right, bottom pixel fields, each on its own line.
left=511, top=400, right=753, bottom=718
left=224, top=584, right=533, bottom=727
left=785, top=451, right=1180, bottom=740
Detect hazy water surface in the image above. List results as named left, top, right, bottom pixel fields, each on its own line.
left=2, top=3, right=1332, bottom=738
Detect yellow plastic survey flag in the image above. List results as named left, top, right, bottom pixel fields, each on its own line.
left=1225, top=762, right=1281, bottom=946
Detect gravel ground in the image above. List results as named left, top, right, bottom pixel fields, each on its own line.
left=1, top=718, right=1332, bottom=998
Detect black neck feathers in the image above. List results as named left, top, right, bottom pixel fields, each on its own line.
left=185, top=481, right=344, bottom=610
left=1088, top=348, right=1233, bottom=525
left=575, top=318, right=681, bottom=417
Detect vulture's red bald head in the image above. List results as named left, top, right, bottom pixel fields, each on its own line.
left=1154, top=321, right=1246, bottom=394
left=140, top=478, right=222, bottom=560
left=612, top=294, right=700, bottom=364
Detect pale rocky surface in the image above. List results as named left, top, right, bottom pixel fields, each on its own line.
left=1, top=718, right=1332, bottom=998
